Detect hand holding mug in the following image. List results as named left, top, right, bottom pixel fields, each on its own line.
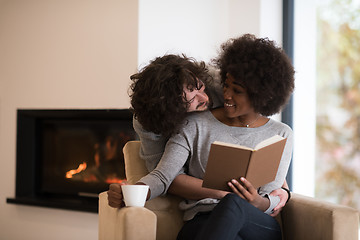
left=107, top=183, right=126, bottom=208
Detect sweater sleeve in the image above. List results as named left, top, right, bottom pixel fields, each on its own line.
left=138, top=136, right=191, bottom=199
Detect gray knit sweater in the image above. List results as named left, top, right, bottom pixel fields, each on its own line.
left=139, top=110, right=293, bottom=220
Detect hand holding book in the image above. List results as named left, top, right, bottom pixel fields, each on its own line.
left=228, top=177, right=270, bottom=212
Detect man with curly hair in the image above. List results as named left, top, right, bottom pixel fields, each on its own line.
left=129, top=54, right=223, bottom=171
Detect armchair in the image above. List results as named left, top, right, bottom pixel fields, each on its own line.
left=99, top=141, right=359, bottom=240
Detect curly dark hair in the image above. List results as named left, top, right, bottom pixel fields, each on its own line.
left=129, top=54, right=212, bottom=137
left=213, top=34, right=295, bottom=116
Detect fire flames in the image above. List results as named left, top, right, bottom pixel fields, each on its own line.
left=65, top=162, right=87, bottom=179
left=65, top=162, right=125, bottom=184
left=65, top=134, right=128, bottom=184
left=104, top=176, right=126, bottom=184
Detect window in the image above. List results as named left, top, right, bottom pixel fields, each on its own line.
left=293, top=0, right=360, bottom=212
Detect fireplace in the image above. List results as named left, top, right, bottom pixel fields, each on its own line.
left=7, top=109, right=137, bottom=213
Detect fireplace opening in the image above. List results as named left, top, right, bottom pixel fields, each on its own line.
left=7, top=109, right=137, bottom=213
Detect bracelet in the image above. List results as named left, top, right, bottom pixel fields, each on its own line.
left=281, top=187, right=291, bottom=203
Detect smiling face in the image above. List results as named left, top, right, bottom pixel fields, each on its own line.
left=183, top=79, right=209, bottom=112
left=223, top=74, right=257, bottom=122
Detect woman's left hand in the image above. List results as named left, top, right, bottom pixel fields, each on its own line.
left=228, top=177, right=269, bottom=212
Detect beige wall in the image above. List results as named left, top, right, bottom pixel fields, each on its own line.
left=0, top=0, right=138, bottom=239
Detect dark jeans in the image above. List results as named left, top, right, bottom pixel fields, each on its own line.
left=177, top=193, right=282, bottom=240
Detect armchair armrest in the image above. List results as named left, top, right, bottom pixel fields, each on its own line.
left=281, top=193, right=359, bottom=240
left=98, top=191, right=157, bottom=240
left=99, top=141, right=184, bottom=240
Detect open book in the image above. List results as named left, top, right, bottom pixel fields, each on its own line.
left=202, top=135, right=287, bottom=191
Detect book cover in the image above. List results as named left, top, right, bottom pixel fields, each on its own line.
left=202, top=135, right=287, bottom=191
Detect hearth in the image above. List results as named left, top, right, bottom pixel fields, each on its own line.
left=7, top=109, right=137, bottom=213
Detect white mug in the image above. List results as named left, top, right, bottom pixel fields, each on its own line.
left=121, top=185, right=149, bottom=207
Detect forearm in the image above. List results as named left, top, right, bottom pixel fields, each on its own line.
left=168, top=174, right=228, bottom=200
left=138, top=141, right=190, bottom=199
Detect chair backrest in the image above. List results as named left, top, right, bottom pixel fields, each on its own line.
left=123, top=140, right=149, bottom=184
